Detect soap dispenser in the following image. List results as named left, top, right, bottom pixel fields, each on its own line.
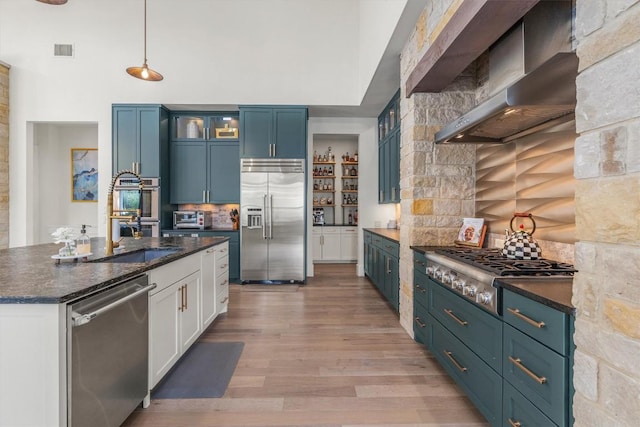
left=76, top=225, right=91, bottom=255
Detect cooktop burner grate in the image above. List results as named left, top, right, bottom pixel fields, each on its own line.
left=434, top=248, right=576, bottom=276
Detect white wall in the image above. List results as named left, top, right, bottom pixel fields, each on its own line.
left=33, top=123, right=98, bottom=244
left=0, top=0, right=406, bottom=247
left=307, top=117, right=395, bottom=276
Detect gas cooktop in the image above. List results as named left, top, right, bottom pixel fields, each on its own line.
left=434, top=248, right=576, bottom=277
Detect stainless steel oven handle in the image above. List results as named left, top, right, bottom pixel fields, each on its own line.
left=263, top=195, right=268, bottom=239
left=71, top=283, right=157, bottom=327
left=269, top=194, right=274, bottom=239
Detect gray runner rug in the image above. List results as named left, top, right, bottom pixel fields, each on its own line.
left=152, top=342, right=244, bottom=399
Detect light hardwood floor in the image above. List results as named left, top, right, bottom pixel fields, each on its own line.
left=123, top=264, right=488, bottom=427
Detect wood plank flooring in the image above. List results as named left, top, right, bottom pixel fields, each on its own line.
left=123, top=264, right=488, bottom=427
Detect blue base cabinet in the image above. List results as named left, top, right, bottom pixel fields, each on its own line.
left=502, top=289, right=574, bottom=427
left=411, top=248, right=575, bottom=427
left=364, top=230, right=399, bottom=313
left=240, top=106, right=307, bottom=159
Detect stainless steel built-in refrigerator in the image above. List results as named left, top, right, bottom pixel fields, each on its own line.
left=240, top=158, right=305, bottom=283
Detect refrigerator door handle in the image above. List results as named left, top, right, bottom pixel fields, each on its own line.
left=269, top=194, right=274, bottom=239
left=262, top=195, right=268, bottom=240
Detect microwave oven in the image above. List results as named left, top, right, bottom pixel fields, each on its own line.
left=173, top=211, right=212, bottom=230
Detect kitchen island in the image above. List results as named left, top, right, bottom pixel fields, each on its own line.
left=0, top=236, right=229, bottom=427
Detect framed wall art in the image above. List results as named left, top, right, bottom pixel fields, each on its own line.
left=71, top=148, right=98, bottom=202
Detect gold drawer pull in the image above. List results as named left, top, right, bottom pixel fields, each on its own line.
left=415, top=284, right=426, bottom=293
left=221, top=296, right=229, bottom=304
left=508, top=418, right=521, bottom=427
left=444, top=350, right=467, bottom=373
left=507, top=308, right=546, bottom=328
left=414, top=317, right=426, bottom=328
left=509, top=356, right=547, bottom=384
left=444, top=309, right=468, bottom=326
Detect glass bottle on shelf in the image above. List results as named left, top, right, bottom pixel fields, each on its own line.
left=354, top=151, right=358, bottom=162
left=348, top=210, right=353, bottom=225
left=350, top=166, right=357, bottom=176
left=328, top=166, right=333, bottom=176
left=328, top=146, right=334, bottom=162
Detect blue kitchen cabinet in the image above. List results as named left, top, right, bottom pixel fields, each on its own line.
left=171, top=113, right=239, bottom=141
left=170, top=141, right=240, bottom=204
left=363, top=230, right=399, bottom=313
left=502, top=289, right=574, bottom=427
left=377, top=91, right=400, bottom=204
left=112, top=104, right=169, bottom=177
left=208, top=143, right=240, bottom=203
left=240, top=106, right=307, bottom=159
left=170, top=141, right=207, bottom=204
left=413, top=251, right=430, bottom=345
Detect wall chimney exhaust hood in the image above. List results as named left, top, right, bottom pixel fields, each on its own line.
left=435, top=1, right=577, bottom=144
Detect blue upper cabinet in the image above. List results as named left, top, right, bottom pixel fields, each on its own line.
left=240, top=106, right=307, bottom=159
left=378, top=91, right=401, bottom=204
left=112, top=104, right=169, bottom=177
left=169, top=112, right=240, bottom=204
left=171, top=114, right=240, bottom=142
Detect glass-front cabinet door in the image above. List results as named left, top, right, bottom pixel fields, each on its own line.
left=172, top=114, right=239, bottom=141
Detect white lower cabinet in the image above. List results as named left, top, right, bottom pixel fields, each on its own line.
left=215, top=243, right=230, bottom=314
left=313, top=226, right=357, bottom=262
left=201, top=247, right=217, bottom=327
left=148, top=253, right=202, bottom=389
left=340, top=227, right=357, bottom=261
left=201, top=242, right=230, bottom=329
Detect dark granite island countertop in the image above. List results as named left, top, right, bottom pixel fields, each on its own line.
left=0, top=236, right=228, bottom=304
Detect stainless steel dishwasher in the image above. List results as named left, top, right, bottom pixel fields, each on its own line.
left=67, top=274, right=156, bottom=427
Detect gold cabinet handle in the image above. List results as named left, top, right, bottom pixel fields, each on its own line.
left=220, top=279, right=228, bottom=286
left=508, top=419, right=521, bottom=427
left=444, top=309, right=468, bottom=326
left=507, top=307, right=546, bottom=328
left=414, top=317, right=426, bottom=328
left=184, top=284, right=188, bottom=310
left=415, top=284, right=426, bottom=293
left=443, top=350, right=467, bottom=373
left=508, top=356, right=547, bottom=384
left=178, top=285, right=185, bottom=312
left=221, top=296, right=229, bottom=304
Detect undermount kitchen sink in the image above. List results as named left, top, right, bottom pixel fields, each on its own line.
left=90, top=248, right=182, bottom=263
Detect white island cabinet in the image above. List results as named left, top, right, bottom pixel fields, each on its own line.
left=0, top=239, right=229, bottom=427
left=148, top=241, right=229, bottom=389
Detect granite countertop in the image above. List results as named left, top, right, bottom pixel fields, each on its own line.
left=495, top=277, right=575, bottom=315
left=0, top=236, right=228, bottom=304
left=364, top=228, right=400, bottom=242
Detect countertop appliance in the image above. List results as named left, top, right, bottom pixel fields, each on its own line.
left=240, top=158, right=305, bottom=283
left=67, top=274, right=156, bottom=427
left=173, top=210, right=212, bottom=229
left=423, top=247, right=575, bottom=315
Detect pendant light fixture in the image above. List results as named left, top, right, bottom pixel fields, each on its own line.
left=35, top=0, right=68, bottom=4
left=126, top=0, right=163, bottom=81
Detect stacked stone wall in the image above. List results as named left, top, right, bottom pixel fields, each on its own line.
left=0, top=62, right=9, bottom=249
left=572, top=1, right=640, bottom=425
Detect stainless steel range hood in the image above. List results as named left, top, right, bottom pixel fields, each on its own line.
left=435, top=1, right=577, bottom=144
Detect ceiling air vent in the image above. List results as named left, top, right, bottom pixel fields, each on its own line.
left=54, top=44, right=74, bottom=57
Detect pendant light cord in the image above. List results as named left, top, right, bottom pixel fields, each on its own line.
left=143, top=0, right=148, bottom=64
